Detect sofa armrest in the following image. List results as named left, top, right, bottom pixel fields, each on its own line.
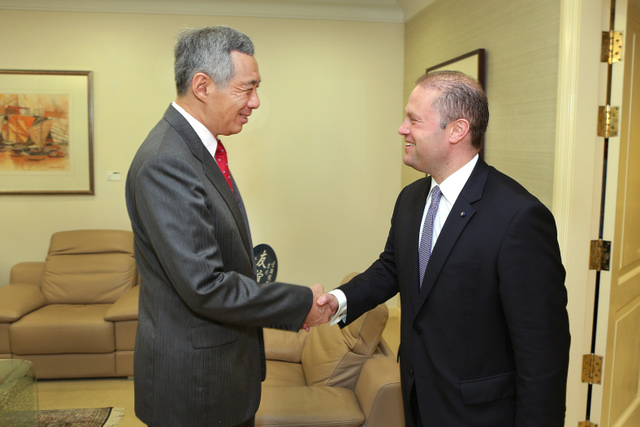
left=355, top=354, right=404, bottom=427
left=10, top=262, right=45, bottom=287
left=0, top=284, right=47, bottom=322
left=105, top=285, right=139, bottom=321
left=263, top=328, right=307, bottom=363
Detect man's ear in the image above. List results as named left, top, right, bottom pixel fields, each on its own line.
left=192, top=72, right=211, bottom=102
left=449, top=118, right=471, bottom=144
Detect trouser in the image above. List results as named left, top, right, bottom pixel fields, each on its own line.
left=233, top=416, right=255, bottom=427
left=410, top=385, right=423, bottom=427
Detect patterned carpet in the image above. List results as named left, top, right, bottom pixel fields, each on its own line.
left=37, top=407, right=124, bottom=427
left=1, top=407, right=124, bottom=427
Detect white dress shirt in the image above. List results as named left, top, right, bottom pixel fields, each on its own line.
left=172, top=101, right=220, bottom=158
left=329, top=154, right=480, bottom=325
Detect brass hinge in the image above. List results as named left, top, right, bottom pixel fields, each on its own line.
left=601, top=30, right=623, bottom=64
left=597, top=106, right=619, bottom=138
left=578, top=421, right=598, bottom=427
left=589, top=239, right=611, bottom=271
left=582, top=353, right=603, bottom=384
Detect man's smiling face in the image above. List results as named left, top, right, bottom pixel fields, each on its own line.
left=209, top=50, right=261, bottom=137
left=398, top=85, right=449, bottom=178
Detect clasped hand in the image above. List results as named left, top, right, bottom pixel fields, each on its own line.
left=302, top=284, right=339, bottom=332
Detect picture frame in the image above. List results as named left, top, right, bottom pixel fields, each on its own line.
left=0, top=70, right=94, bottom=195
left=426, top=48, right=486, bottom=90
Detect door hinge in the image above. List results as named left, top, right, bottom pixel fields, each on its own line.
left=589, top=239, right=611, bottom=271
left=578, top=421, right=598, bottom=427
left=601, top=30, right=623, bottom=64
left=582, top=353, right=603, bottom=384
left=597, top=105, right=619, bottom=138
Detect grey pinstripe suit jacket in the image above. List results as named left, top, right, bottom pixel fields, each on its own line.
left=125, top=105, right=312, bottom=426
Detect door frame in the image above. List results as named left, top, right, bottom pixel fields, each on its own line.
left=554, top=0, right=621, bottom=424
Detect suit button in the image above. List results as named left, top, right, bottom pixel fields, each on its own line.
left=414, top=326, right=422, bottom=335
left=409, top=368, right=414, bottom=377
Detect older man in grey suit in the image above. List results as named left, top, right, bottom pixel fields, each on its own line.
left=126, top=26, right=328, bottom=427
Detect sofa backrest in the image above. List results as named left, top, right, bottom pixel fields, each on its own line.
left=41, top=230, right=137, bottom=304
left=301, top=303, right=388, bottom=390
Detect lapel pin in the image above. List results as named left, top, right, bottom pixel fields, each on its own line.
left=460, top=211, right=466, bottom=217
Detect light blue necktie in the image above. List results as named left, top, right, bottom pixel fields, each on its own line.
left=419, top=186, right=442, bottom=287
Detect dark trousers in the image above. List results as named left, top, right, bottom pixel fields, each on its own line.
left=410, top=386, right=423, bottom=427
left=233, top=416, right=255, bottom=427
left=148, top=418, right=254, bottom=427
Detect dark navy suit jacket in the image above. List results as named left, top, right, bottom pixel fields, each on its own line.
left=339, top=158, right=570, bottom=426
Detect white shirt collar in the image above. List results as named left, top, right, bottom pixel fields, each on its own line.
left=420, top=154, right=479, bottom=247
left=171, top=101, right=219, bottom=156
left=430, top=154, right=479, bottom=206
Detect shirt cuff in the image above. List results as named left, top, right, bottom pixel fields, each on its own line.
left=329, top=289, right=347, bottom=325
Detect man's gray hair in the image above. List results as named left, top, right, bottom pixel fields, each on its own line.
left=174, top=26, right=254, bottom=96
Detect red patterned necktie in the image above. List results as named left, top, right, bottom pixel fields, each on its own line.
left=215, top=140, right=234, bottom=192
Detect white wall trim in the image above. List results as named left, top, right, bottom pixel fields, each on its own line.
left=0, top=0, right=405, bottom=22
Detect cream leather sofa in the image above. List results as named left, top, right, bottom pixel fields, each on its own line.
left=1, top=232, right=403, bottom=426
left=258, top=303, right=405, bottom=427
left=0, top=230, right=138, bottom=379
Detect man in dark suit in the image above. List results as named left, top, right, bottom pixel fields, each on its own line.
left=318, top=71, right=570, bottom=426
left=126, top=26, right=329, bottom=427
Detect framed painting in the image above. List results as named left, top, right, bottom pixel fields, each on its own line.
left=0, top=70, right=94, bottom=195
left=426, top=48, right=486, bottom=90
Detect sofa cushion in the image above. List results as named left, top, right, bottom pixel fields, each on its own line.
left=302, top=304, right=388, bottom=389
left=256, top=385, right=365, bottom=427
left=265, top=360, right=307, bottom=387
left=41, top=230, right=136, bottom=304
left=9, top=304, right=114, bottom=355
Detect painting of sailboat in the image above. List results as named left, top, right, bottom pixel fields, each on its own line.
left=0, top=94, right=70, bottom=170
left=0, top=69, right=93, bottom=194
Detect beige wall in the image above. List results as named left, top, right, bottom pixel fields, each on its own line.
left=403, top=0, right=561, bottom=209
left=0, top=10, right=404, bottom=289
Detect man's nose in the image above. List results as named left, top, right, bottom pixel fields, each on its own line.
left=398, top=119, right=409, bottom=135
left=249, top=90, right=260, bottom=109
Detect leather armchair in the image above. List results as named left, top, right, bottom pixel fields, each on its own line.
left=0, top=230, right=138, bottom=379
left=258, top=303, right=404, bottom=427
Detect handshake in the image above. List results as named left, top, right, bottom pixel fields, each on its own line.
left=302, top=284, right=339, bottom=332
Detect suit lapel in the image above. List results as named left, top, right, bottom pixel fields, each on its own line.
left=231, top=176, right=256, bottom=271
left=417, top=160, right=490, bottom=309
left=163, top=106, right=253, bottom=258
